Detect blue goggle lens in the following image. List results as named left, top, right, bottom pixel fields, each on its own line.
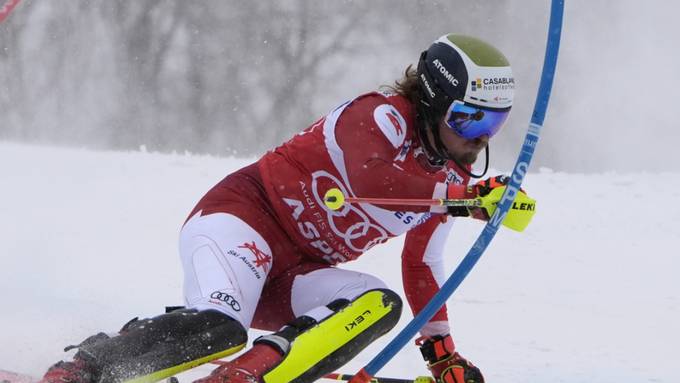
left=445, top=101, right=510, bottom=139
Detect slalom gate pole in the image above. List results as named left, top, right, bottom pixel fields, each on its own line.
left=347, top=1, right=565, bottom=382
left=0, top=0, right=22, bottom=23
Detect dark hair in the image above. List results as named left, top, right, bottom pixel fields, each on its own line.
left=381, top=65, right=422, bottom=106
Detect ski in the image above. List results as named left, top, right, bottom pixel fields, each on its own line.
left=208, top=361, right=429, bottom=383
left=0, top=365, right=429, bottom=383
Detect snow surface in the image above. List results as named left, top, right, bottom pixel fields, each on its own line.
left=1, top=142, right=678, bottom=382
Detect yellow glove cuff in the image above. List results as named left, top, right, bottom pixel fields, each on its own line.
left=477, top=186, right=537, bottom=232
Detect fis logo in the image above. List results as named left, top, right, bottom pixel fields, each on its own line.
left=345, top=310, right=372, bottom=332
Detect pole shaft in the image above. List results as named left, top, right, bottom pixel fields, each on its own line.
left=345, top=196, right=478, bottom=207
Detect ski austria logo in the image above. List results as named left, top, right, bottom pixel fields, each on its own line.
left=373, top=104, right=406, bottom=149
left=238, top=241, right=272, bottom=273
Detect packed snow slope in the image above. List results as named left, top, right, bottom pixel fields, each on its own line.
left=1, top=142, right=678, bottom=382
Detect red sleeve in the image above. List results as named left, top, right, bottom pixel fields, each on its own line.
left=402, top=215, right=454, bottom=336
left=334, top=94, right=468, bottom=212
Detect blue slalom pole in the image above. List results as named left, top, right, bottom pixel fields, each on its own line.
left=348, top=1, right=565, bottom=381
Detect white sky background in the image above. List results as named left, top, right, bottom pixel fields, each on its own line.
left=1, top=1, right=679, bottom=172
left=537, top=0, right=680, bottom=172
left=306, top=0, right=680, bottom=172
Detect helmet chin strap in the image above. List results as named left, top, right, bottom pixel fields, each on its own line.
left=417, top=112, right=489, bottom=179
left=450, top=144, right=489, bottom=179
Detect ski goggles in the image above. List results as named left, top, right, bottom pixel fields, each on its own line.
left=444, top=100, right=510, bottom=139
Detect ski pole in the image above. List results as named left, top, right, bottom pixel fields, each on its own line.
left=323, top=188, right=481, bottom=210
left=346, top=1, right=565, bottom=382
left=209, top=361, right=433, bottom=383
left=324, top=373, right=433, bottom=383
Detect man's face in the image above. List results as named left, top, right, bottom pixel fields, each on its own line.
left=435, top=117, right=489, bottom=165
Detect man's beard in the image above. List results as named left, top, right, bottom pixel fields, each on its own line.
left=450, top=149, right=479, bottom=165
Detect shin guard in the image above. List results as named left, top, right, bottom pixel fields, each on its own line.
left=260, top=289, right=402, bottom=383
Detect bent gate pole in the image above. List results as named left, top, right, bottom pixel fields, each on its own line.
left=348, top=1, right=565, bottom=382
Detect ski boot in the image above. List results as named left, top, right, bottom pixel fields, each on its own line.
left=193, top=343, right=283, bottom=383
left=39, top=333, right=110, bottom=383
left=40, top=309, right=246, bottom=383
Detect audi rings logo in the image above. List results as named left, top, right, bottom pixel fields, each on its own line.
left=311, top=170, right=388, bottom=253
left=209, top=291, right=241, bottom=312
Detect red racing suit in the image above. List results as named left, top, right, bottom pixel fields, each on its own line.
left=256, top=91, right=472, bottom=335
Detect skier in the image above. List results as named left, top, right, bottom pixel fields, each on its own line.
left=41, top=34, right=529, bottom=383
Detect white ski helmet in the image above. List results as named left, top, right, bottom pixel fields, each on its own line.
left=416, top=34, right=514, bottom=173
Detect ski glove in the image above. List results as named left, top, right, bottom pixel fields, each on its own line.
left=417, top=334, right=484, bottom=383
left=448, top=175, right=537, bottom=232
left=447, top=175, right=510, bottom=217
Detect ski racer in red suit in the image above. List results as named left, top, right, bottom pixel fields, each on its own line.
left=41, top=34, right=522, bottom=383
